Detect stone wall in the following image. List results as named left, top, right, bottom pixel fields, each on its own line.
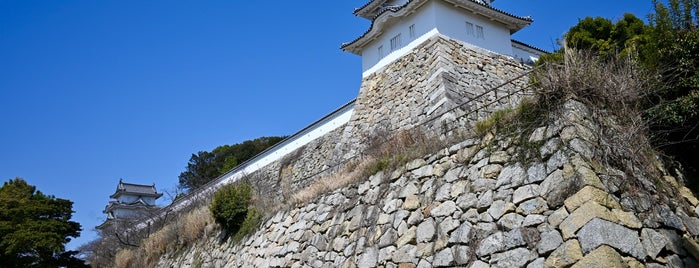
left=245, top=124, right=348, bottom=201
left=335, top=34, right=531, bottom=162
left=237, top=34, right=533, bottom=203
left=155, top=99, right=699, bottom=268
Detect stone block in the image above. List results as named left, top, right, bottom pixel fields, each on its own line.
left=444, top=166, right=462, bottom=183
left=450, top=180, right=469, bottom=198
left=392, top=244, right=418, bottom=264
left=438, top=217, right=460, bottom=235
left=489, top=150, right=509, bottom=164
left=522, top=214, right=546, bottom=227
left=641, top=228, right=667, bottom=259
left=544, top=239, right=583, bottom=268
left=569, top=138, right=594, bottom=160
left=570, top=245, right=625, bottom=268
left=477, top=231, right=504, bottom=257
left=491, top=247, right=531, bottom=268
left=453, top=245, right=471, bottom=265
left=537, top=230, right=563, bottom=254
left=559, top=201, right=618, bottom=239
left=540, top=138, right=561, bottom=159
left=516, top=198, right=548, bottom=215
left=563, top=186, right=621, bottom=212
left=680, top=186, right=699, bottom=206
left=526, top=163, right=546, bottom=184
left=448, top=222, right=473, bottom=244
left=432, top=248, right=454, bottom=267
left=357, top=246, right=378, bottom=268
left=529, top=127, right=547, bottom=143
left=417, top=218, right=436, bottom=243
left=527, top=257, right=545, bottom=268
left=396, top=226, right=416, bottom=248
left=538, top=170, right=564, bottom=200
left=497, top=213, right=525, bottom=231
left=495, top=164, right=526, bottom=190
left=513, top=184, right=540, bottom=204
left=399, top=183, right=419, bottom=198
left=477, top=190, right=494, bottom=209
left=402, top=195, right=420, bottom=210
left=546, top=150, right=568, bottom=174
left=611, top=209, right=642, bottom=229
left=487, top=200, right=511, bottom=220
left=547, top=206, right=569, bottom=227
left=430, top=200, right=458, bottom=217
left=576, top=218, right=645, bottom=259
left=481, top=164, right=503, bottom=179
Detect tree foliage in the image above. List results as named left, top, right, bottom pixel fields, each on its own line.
left=0, top=178, right=88, bottom=267
left=539, top=0, right=699, bottom=188
left=178, top=136, right=287, bottom=192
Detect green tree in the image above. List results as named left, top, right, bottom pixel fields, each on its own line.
left=178, top=136, right=287, bottom=192
left=539, top=0, right=699, bottom=189
left=645, top=0, right=699, bottom=186
left=0, top=178, right=88, bottom=267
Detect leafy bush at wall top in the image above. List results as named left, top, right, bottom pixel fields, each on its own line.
left=209, top=181, right=261, bottom=240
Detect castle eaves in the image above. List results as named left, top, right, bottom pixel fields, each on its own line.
left=342, top=0, right=533, bottom=55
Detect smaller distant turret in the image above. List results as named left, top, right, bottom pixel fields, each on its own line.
left=97, top=179, right=162, bottom=230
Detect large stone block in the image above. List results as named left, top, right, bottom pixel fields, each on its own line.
left=559, top=201, right=618, bottom=239
left=544, top=239, right=583, bottom=268
left=570, top=245, right=625, bottom=268
left=576, top=218, right=645, bottom=259
left=563, top=185, right=621, bottom=212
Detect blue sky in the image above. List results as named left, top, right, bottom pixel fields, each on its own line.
left=0, top=1, right=655, bottom=251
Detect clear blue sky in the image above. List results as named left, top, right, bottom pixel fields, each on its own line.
left=0, top=1, right=655, bottom=251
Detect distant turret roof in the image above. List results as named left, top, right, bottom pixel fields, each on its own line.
left=109, top=179, right=163, bottom=199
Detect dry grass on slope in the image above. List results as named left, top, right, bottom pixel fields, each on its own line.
left=289, top=128, right=444, bottom=206
left=113, top=206, right=215, bottom=268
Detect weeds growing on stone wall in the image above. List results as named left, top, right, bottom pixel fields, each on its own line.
left=289, top=127, right=444, bottom=206
left=533, top=48, right=668, bottom=193
left=473, top=97, right=547, bottom=138
left=111, top=206, right=215, bottom=267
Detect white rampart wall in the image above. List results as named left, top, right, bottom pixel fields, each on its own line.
left=132, top=102, right=355, bottom=230
left=512, top=44, right=543, bottom=64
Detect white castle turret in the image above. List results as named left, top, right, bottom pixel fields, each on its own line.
left=342, top=0, right=545, bottom=77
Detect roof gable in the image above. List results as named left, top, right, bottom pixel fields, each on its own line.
left=342, top=0, right=532, bottom=54
left=109, top=179, right=163, bottom=199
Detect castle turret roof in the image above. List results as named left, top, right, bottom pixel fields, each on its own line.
left=109, top=179, right=163, bottom=199
left=343, top=0, right=532, bottom=55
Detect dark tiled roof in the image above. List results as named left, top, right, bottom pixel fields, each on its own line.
left=110, top=179, right=163, bottom=198
left=342, top=0, right=533, bottom=52
left=511, top=39, right=550, bottom=54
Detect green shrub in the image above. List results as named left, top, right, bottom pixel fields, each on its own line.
left=233, top=208, right=263, bottom=242
left=209, top=181, right=254, bottom=236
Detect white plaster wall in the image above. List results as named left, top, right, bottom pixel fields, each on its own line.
left=361, top=1, right=517, bottom=76
left=361, top=1, right=438, bottom=72
left=512, top=45, right=541, bottom=64
left=433, top=1, right=513, bottom=56
left=116, top=195, right=156, bottom=205
left=117, top=195, right=137, bottom=204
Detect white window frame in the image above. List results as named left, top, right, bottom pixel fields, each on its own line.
left=465, top=21, right=474, bottom=37
left=476, top=25, right=484, bottom=39
left=390, top=34, right=402, bottom=51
